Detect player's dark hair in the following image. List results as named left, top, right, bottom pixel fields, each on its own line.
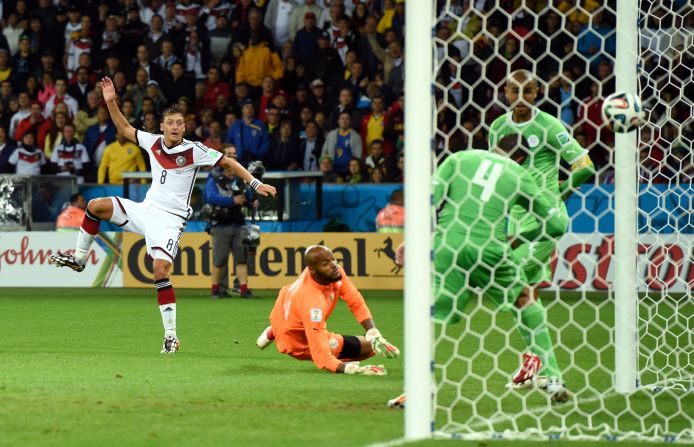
left=161, top=104, right=185, bottom=122
left=69, top=193, right=82, bottom=203
left=496, top=133, right=530, bottom=164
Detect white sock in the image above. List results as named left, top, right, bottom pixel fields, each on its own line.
left=159, top=303, right=177, bottom=337
left=74, top=229, right=95, bottom=263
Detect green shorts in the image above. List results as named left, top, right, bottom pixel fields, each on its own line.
left=432, top=233, right=526, bottom=323
left=507, top=204, right=568, bottom=284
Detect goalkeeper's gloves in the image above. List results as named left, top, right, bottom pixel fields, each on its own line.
left=343, top=362, right=387, bottom=376
left=365, top=328, right=400, bottom=358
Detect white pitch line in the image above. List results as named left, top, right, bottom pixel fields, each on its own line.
left=467, top=390, right=616, bottom=431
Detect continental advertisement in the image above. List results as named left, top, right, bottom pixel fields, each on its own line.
left=122, top=233, right=404, bottom=289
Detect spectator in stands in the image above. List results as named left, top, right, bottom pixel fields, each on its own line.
left=267, top=120, right=300, bottom=171
left=98, top=18, right=122, bottom=65
left=289, top=0, right=322, bottom=40
left=130, top=45, right=165, bottom=85
left=265, top=0, right=296, bottom=49
left=9, top=91, right=31, bottom=139
left=83, top=105, right=116, bottom=166
left=305, top=31, right=342, bottom=87
left=293, top=11, right=321, bottom=65
left=265, top=104, right=282, bottom=138
left=142, top=14, right=166, bottom=61
left=163, top=62, right=194, bottom=105
left=0, top=127, right=17, bottom=173
left=204, top=121, right=224, bottom=152
left=67, top=66, right=94, bottom=110
left=235, top=7, right=274, bottom=48
left=209, top=15, right=233, bottom=65
left=3, top=14, right=23, bottom=56
left=142, top=111, right=160, bottom=135
left=121, top=6, right=149, bottom=63
left=16, top=101, right=48, bottom=147
left=43, top=109, right=69, bottom=158
left=44, top=78, right=78, bottom=119
left=360, top=96, right=389, bottom=154
left=50, top=123, right=89, bottom=179
left=300, top=120, right=324, bottom=171
left=225, top=98, right=270, bottom=165
left=327, top=87, right=355, bottom=129
left=203, top=66, right=230, bottom=111
left=322, top=111, right=362, bottom=176
left=195, top=109, right=215, bottom=140
left=0, top=49, right=11, bottom=84
left=56, top=193, right=87, bottom=231
left=345, top=157, right=367, bottom=183
left=74, top=90, right=101, bottom=139
left=307, top=78, right=329, bottom=116
left=235, top=35, right=284, bottom=91
left=97, top=131, right=147, bottom=184
left=258, top=76, right=277, bottom=123
left=364, top=139, right=395, bottom=180
left=577, top=10, right=615, bottom=67
left=11, top=35, right=39, bottom=86
left=155, top=39, right=179, bottom=73
left=367, top=33, right=403, bottom=83
left=9, top=132, right=46, bottom=175
left=320, top=154, right=339, bottom=183
left=369, top=165, right=385, bottom=184
left=65, top=15, right=94, bottom=77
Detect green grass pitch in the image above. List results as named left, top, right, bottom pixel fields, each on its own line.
left=0, top=288, right=689, bottom=447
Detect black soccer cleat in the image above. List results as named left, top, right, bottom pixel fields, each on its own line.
left=48, top=251, right=86, bottom=272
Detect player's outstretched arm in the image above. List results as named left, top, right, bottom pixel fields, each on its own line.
left=99, top=77, right=137, bottom=144
left=559, top=154, right=595, bottom=200
left=219, top=156, right=277, bottom=197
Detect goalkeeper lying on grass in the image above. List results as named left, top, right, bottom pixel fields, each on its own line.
left=256, top=245, right=399, bottom=375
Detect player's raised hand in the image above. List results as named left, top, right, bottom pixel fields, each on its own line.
left=99, top=77, right=117, bottom=103
left=365, top=328, right=400, bottom=358
left=256, top=183, right=277, bottom=197
left=344, top=362, right=387, bottom=376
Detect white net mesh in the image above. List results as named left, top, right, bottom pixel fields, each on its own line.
left=430, top=0, right=693, bottom=442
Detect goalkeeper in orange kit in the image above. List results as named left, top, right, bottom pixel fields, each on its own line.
left=256, top=245, right=400, bottom=375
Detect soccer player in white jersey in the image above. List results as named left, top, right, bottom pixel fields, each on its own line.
left=49, top=77, right=277, bottom=354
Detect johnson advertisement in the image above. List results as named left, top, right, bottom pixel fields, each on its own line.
left=0, top=232, right=122, bottom=287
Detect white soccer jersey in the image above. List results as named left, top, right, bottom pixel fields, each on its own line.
left=51, top=140, right=90, bottom=170
left=9, top=146, right=46, bottom=175
left=136, top=130, right=223, bottom=217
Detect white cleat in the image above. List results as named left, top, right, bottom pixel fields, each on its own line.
left=387, top=393, right=406, bottom=409
left=256, top=326, right=273, bottom=350
left=547, top=377, right=572, bottom=404
left=161, top=335, right=180, bottom=354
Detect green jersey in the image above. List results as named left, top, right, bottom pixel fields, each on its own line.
left=488, top=109, right=587, bottom=211
left=433, top=150, right=563, bottom=244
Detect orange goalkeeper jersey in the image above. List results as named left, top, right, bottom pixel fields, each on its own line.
left=269, top=266, right=373, bottom=372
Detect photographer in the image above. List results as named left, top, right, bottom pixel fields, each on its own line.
left=204, top=144, right=260, bottom=299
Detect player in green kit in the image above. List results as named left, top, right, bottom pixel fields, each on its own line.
left=488, top=69, right=595, bottom=389
left=387, top=134, right=571, bottom=409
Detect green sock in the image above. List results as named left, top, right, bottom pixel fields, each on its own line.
left=516, top=300, right=562, bottom=380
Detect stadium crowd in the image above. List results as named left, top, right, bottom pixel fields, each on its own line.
left=0, top=0, right=406, bottom=186
left=0, top=0, right=690, bottom=187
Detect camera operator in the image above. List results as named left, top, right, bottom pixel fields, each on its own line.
left=205, top=144, right=259, bottom=299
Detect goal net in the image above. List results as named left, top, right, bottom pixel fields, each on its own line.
left=419, top=0, right=694, bottom=442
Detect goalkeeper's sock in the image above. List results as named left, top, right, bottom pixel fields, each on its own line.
left=75, top=210, right=100, bottom=263
left=519, top=301, right=562, bottom=380
left=155, top=278, right=177, bottom=337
